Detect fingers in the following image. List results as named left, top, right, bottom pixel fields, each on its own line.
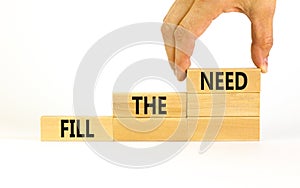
left=161, top=23, right=177, bottom=71
left=174, top=1, right=222, bottom=80
left=248, top=2, right=276, bottom=73
left=161, top=0, right=195, bottom=71
left=173, top=26, right=196, bottom=81
left=163, top=0, right=275, bottom=80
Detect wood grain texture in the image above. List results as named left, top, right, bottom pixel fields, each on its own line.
left=188, top=117, right=260, bottom=141
left=113, top=93, right=186, bottom=118
left=113, top=118, right=188, bottom=141
left=41, top=116, right=113, bottom=141
left=187, top=68, right=261, bottom=93
left=188, top=93, right=260, bottom=117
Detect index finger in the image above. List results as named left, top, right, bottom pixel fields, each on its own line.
left=161, top=0, right=195, bottom=71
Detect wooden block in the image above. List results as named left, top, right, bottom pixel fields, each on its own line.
left=188, top=117, right=260, bottom=141
left=113, top=93, right=186, bottom=118
left=187, top=68, right=260, bottom=93
left=188, top=93, right=260, bottom=117
left=113, top=118, right=188, bottom=141
left=41, top=116, right=113, bottom=141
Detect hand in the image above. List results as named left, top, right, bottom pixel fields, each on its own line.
left=161, top=0, right=276, bottom=81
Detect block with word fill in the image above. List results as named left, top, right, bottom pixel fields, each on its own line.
left=41, top=116, right=113, bottom=141
left=113, top=118, right=188, bottom=141
left=188, top=117, right=259, bottom=141
left=113, top=93, right=186, bottom=118
left=188, top=93, right=260, bottom=117
left=187, top=68, right=260, bottom=93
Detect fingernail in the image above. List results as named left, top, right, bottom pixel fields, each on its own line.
left=175, top=67, right=187, bottom=81
left=261, top=57, right=268, bottom=73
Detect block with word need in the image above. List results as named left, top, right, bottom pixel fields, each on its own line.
left=187, top=68, right=260, bottom=93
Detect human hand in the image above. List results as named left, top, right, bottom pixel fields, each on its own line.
left=161, top=0, right=276, bottom=81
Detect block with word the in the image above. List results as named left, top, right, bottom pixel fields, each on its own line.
left=113, top=93, right=186, bottom=118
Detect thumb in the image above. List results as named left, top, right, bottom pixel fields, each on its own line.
left=250, top=7, right=275, bottom=73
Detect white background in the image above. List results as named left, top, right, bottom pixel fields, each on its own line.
left=0, top=0, right=300, bottom=187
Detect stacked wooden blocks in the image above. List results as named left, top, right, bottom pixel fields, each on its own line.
left=187, top=69, right=260, bottom=141
left=41, top=68, right=260, bottom=141
left=113, top=93, right=188, bottom=141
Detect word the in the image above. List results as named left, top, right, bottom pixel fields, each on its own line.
left=132, top=96, right=167, bottom=115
